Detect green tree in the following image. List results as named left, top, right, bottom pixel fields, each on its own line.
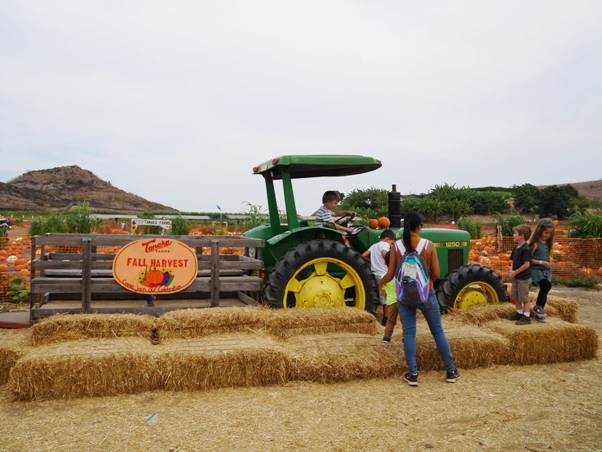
left=340, top=188, right=389, bottom=219
left=513, top=184, right=541, bottom=213
left=399, top=195, right=424, bottom=217
left=539, top=185, right=573, bottom=219
left=470, top=191, right=510, bottom=215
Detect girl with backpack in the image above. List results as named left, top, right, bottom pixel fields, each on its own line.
left=378, top=212, right=459, bottom=386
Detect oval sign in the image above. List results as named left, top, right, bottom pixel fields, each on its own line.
left=112, top=238, right=198, bottom=294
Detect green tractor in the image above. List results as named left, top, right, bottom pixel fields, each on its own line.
left=244, top=155, right=508, bottom=313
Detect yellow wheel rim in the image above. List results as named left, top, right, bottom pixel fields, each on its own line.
left=453, top=282, right=500, bottom=310
left=283, top=257, right=366, bottom=310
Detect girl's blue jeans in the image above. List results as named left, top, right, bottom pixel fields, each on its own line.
left=398, top=289, right=456, bottom=375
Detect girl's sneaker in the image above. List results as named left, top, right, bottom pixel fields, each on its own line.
left=534, top=306, right=547, bottom=322
left=446, top=370, right=460, bottom=383
left=403, top=373, right=418, bottom=386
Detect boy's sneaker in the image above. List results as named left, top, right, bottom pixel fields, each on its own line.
left=403, top=373, right=418, bottom=386
left=507, top=312, right=523, bottom=321
left=516, top=315, right=531, bottom=325
left=381, top=316, right=388, bottom=326
left=446, top=370, right=460, bottom=383
left=382, top=336, right=391, bottom=343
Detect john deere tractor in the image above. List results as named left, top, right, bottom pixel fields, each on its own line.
left=244, top=155, right=507, bottom=313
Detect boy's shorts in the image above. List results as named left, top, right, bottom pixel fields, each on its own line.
left=511, top=278, right=532, bottom=303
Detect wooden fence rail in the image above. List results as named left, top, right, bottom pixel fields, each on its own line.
left=29, top=233, right=264, bottom=320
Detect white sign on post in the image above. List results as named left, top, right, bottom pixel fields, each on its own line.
left=130, top=219, right=172, bottom=234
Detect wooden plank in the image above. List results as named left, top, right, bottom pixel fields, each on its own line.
left=82, top=238, right=92, bottom=313
left=210, top=240, right=220, bottom=306
left=29, top=233, right=265, bottom=310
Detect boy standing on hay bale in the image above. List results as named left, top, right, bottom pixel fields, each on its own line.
left=507, top=224, right=533, bottom=325
left=362, top=229, right=396, bottom=324
left=379, top=212, right=460, bottom=386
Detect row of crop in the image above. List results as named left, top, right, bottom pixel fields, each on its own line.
left=469, top=235, right=602, bottom=284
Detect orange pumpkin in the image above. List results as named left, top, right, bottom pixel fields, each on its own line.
left=377, top=217, right=391, bottom=228
left=368, top=219, right=379, bottom=229
left=146, top=269, right=164, bottom=285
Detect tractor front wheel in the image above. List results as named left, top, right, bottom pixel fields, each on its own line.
left=266, top=239, right=379, bottom=313
left=438, top=264, right=508, bottom=312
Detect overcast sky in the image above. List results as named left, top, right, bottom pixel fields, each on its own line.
left=1, top=1, right=601, bottom=215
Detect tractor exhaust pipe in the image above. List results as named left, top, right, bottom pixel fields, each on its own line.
left=388, top=184, right=401, bottom=228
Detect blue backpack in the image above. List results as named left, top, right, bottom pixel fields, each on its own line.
left=395, top=238, right=430, bottom=307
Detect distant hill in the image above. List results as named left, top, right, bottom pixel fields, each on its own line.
left=0, top=166, right=176, bottom=212
left=555, top=180, right=602, bottom=202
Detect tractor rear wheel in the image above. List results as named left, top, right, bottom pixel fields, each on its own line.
left=266, top=239, right=378, bottom=313
left=438, top=264, right=508, bottom=312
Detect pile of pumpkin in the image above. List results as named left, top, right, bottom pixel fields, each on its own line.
left=0, top=237, right=32, bottom=277
left=367, top=217, right=391, bottom=229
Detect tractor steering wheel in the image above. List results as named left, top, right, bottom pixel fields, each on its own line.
left=335, top=212, right=356, bottom=227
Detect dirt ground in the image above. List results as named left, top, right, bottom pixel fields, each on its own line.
left=0, top=287, right=600, bottom=451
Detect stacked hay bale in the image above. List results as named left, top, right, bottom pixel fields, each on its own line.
left=30, top=313, right=156, bottom=345
left=0, top=328, right=30, bottom=384
left=3, top=298, right=598, bottom=401
left=448, top=294, right=596, bottom=366
left=11, top=338, right=162, bottom=400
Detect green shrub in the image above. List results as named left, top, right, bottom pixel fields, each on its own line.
left=493, top=213, right=526, bottom=236
left=241, top=201, right=268, bottom=229
left=458, top=218, right=482, bottom=239
left=29, top=217, right=46, bottom=236
left=65, top=202, right=101, bottom=233
left=552, top=274, right=599, bottom=288
left=1, top=276, right=30, bottom=303
left=170, top=215, right=190, bottom=235
left=569, top=209, right=602, bottom=238
left=44, top=213, right=67, bottom=233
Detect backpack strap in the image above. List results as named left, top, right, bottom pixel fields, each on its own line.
left=415, top=238, right=428, bottom=255
left=396, top=238, right=428, bottom=255
left=395, top=240, right=405, bottom=255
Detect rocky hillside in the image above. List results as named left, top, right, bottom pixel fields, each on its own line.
left=0, top=166, right=175, bottom=212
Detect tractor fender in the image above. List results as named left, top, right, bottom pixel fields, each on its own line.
left=263, top=227, right=347, bottom=275
left=266, top=226, right=345, bottom=248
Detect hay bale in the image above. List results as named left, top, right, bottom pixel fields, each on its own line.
left=159, top=333, right=290, bottom=391
left=448, top=297, right=579, bottom=326
left=287, top=333, right=403, bottom=383
left=158, top=306, right=379, bottom=342
left=157, top=306, right=272, bottom=341
left=484, top=318, right=598, bottom=365
left=0, top=329, right=31, bottom=384
left=30, top=313, right=156, bottom=345
left=265, top=307, right=380, bottom=340
left=546, top=296, right=579, bottom=323
left=9, top=338, right=162, bottom=401
left=448, top=303, right=516, bottom=326
left=414, top=318, right=512, bottom=371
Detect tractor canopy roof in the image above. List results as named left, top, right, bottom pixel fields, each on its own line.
left=253, top=155, right=382, bottom=180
